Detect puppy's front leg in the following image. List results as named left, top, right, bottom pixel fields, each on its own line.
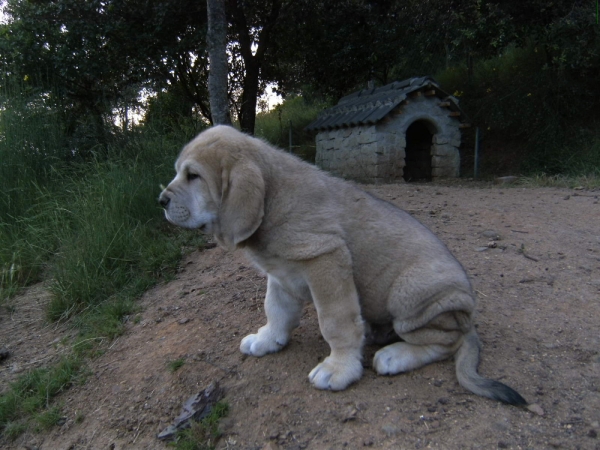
left=306, top=249, right=365, bottom=391
left=240, top=275, right=302, bottom=357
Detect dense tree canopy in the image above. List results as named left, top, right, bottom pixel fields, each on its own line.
left=0, top=0, right=598, bottom=143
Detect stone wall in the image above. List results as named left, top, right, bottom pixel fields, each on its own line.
left=315, top=125, right=405, bottom=183
left=315, top=94, right=462, bottom=182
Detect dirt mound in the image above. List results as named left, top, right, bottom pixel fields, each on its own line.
left=3, top=182, right=600, bottom=449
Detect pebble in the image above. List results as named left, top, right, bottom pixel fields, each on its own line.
left=341, top=405, right=358, bottom=422
left=0, top=347, right=10, bottom=362
left=481, top=230, right=501, bottom=240
left=527, top=403, right=545, bottom=416
left=382, top=424, right=405, bottom=436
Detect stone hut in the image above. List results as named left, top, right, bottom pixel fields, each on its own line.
left=306, top=77, right=469, bottom=183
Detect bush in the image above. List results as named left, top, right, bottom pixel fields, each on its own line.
left=255, top=96, right=329, bottom=162
left=436, top=39, right=600, bottom=176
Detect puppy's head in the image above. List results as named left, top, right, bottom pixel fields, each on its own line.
left=158, top=126, right=265, bottom=250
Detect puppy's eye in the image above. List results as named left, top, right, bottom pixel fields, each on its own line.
left=187, top=173, right=200, bottom=181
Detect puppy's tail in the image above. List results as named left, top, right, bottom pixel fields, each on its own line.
left=455, top=329, right=527, bottom=406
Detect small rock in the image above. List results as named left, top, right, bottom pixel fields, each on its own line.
left=527, top=403, right=545, bottom=416
left=563, top=195, right=570, bottom=200
left=341, top=405, right=358, bottom=422
left=437, top=397, right=449, bottom=405
left=481, top=230, right=501, bottom=240
left=178, top=318, right=190, bottom=325
left=474, top=247, right=489, bottom=252
left=542, top=342, right=560, bottom=350
left=382, top=424, right=404, bottom=436
left=0, top=347, right=10, bottom=362
left=497, top=441, right=509, bottom=448
left=262, top=442, right=280, bottom=450
left=588, top=429, right=597, bottom=438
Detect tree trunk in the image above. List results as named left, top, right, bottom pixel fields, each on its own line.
left=229, top=0, right=282, bottom=135
left=207, top=0, right=231, bottom=126
left=239, top=59, right=260, bottom=134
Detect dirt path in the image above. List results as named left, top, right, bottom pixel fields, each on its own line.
left=2, top=182, right=600, bottom=449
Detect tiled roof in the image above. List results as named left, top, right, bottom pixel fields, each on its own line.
left=306, top=76, right=465, bottom=131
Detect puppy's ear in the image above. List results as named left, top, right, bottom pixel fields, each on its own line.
left=215, top=159, right=265, bottom=250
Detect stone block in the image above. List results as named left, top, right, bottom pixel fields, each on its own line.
left=432, top=144, right=456, bottom=157
left=357, top=128, right=377, bottom=144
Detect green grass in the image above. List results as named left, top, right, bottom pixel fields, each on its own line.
left=169, top=402, right=229, bottom=450
left=167, top=358, right=186, bottom=373
left=34, top=405, right=64, bottom=431
left=518, top=173, right=600, bottom=189
left=0, top=357, right=82, bottom=439
left=1, top=83, right=207, bottom=439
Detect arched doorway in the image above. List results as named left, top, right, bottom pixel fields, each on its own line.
left=403, top=120, right=434, bottom=181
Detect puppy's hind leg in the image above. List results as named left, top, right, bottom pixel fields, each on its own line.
left=240, top=275, right=303, bottom=357
left=374, top=311, right=464, bottom=375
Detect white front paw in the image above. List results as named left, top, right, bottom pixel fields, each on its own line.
left=308, top=355, right=362, bottom=391
left=240, top=327, right=286, bottom=357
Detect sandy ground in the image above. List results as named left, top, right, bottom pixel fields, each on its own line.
left=1, top=181, right=600, bottom=450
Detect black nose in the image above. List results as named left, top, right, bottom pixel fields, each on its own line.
left=158, top=193, right=170, bottom=208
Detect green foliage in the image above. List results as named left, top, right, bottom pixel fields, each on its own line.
left=0, top=79, right=69, bottom=299
left=0, top=77, right=205, bottom=311
left=0, top=81, right=207, bottom=438
left=169, top=402, right=229, bottom=450
left=144, top=86, right=209, bottom=139
left=255, top=96, right=327, bottom=162
left=436, top=34, right=600, bottom=176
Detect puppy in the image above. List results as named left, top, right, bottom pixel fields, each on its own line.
left=159, top=125, right=526, bottom=405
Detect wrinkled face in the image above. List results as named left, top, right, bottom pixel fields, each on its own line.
left=158, top=157, right=217, bottom=232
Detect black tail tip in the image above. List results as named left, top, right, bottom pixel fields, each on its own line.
left=489, top=380, right=528, bottom=406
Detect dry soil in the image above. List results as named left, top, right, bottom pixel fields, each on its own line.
left=2, top=181, right=600, bottom=450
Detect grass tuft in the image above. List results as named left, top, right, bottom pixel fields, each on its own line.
left=0, top=357, right=81, bottom=436
left=518, top=173, right=600, bottom=189
left=168, top=358, right=186, bottom=373
left=169, top=402, right=229, bottom=450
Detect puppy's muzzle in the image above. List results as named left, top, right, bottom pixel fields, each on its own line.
left=158, top=191, right=171, bottom=209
